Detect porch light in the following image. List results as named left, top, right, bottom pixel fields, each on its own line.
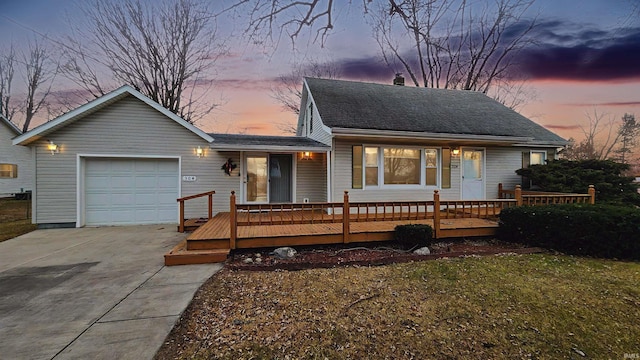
left=451, top=147, right=460, bottom=156
left=47, top=141, right=59, bottom=155
left=196, top=146, right=204, bottom=158
left=301, top=151, right=312, bottom=160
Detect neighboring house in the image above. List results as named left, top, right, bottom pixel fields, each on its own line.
left=1, top=115, right=33, bottom=197
left=13, top=78, right=567, bottom=228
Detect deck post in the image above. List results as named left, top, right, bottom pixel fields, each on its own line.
left=343, top=191, right=350, bottom=243
left=433, top=190, right=440, bottom=239
left=588, top=185, right=595, bottom=204
left=230, top=191, right=237, bottom=249
left=208, top=193, right=214, bottom=220
left=515, top=185, right=523, bottom=206
left=178, top=200, right=185, bottom=233
left=498, top=183, right=503, bottom=199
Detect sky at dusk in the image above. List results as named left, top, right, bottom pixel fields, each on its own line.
left=1, top=0, right=639, bottom=143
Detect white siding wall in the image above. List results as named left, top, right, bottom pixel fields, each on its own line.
left=485, top=147, right=526, bottom=197
left=33, top=96, right=239, bottom=225
left=0, top=123, right=33, bottom=196
left=332, top=140, right=460, bottom=202
left=305, top=95, right=332, bottom=145
left=295, top=152, right=327, bottom=202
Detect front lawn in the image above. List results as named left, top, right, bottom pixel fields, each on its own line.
left=0, top=198, right=37, bottom=242
left=156, top=254, right=640, bottom=359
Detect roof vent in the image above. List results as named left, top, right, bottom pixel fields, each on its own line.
left=393, top=73, right=405, bottom=86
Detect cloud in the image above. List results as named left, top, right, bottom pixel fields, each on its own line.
left=334, top=57, right=393, bottom=82
left=563, top=101, right=640, bottom=107
left=513, top=22, right=640, bottom=82
left=544, top=124, right=581, bottom=131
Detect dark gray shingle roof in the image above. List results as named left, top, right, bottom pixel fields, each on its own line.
left=305, top=77, right=566, bottom=144
left=209, top=133, right=330, bottom=150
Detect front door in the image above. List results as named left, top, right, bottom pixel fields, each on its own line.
left=461, top=149, right=485, bottom=200
left=244, top=154, right=292, bottom=203
left=245, top=155, right=268, bottom=202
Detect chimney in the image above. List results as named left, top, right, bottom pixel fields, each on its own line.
left=393, top=73, right=405, bottom=86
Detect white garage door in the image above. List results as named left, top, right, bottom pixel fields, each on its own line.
left=85, top=158, right=179, bottom=225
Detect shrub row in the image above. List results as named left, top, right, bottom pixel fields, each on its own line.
left=498, top=204, right=640, bottom=260
left=394, top=224, right=434, bottom=248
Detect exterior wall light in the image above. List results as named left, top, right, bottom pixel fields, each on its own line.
left=451, top=147, right=460, bottom=156
left=196, top=146, right=204, bottom=158
left=301, top=151, right=312, bottom=160
left=47, top=141, right=59, bottom=155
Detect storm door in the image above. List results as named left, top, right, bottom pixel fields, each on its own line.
left=269, top=154, right=292, bottom=203
left=461, top=149, right=485, bottom=200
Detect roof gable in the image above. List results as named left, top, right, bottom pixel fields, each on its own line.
left=1, top=114, right=21, bottom=136
left=304, top=78, right=566, bottom=145
left=13, top=85, right=213, bottom=145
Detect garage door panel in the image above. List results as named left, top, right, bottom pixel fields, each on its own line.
left=85, top=158, right=179, bottom=226
left=158, top=175, right=178, bottom=188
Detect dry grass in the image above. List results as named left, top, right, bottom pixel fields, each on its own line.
left=0, top=198, right=36, bottom=242
left=156, top=254, right=640, bottom=360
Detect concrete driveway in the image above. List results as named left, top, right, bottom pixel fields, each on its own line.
left=0, top=225, right=222, bottom=360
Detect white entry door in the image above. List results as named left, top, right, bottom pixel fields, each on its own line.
left=461, top=149, right=485, bottom=200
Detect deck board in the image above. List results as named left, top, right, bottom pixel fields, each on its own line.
left=186, top=211, right=499, bottom=250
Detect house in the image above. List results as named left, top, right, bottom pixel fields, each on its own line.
left=1, top=115, right=33, bottom=197
left=12, top=86, right=329, bottom=228
left=13, top=78, right=566, bottom=229
left=298, top=77, right=567, bottom=203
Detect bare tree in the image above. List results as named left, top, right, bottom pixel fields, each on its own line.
left=62, top=0, right=228, bottom=123
left=21, top=40, right=57, bottom=132
left=0, top=46, right=17, bottom=121
left=231, top=0, right=348, bottom=47
left=561, top=109, right=639, bottom=162
left=0, top=41, right=57, bottom=132
left=271, top=59, right=341, bottom=115
left=614, top=114, right=639, bottom=164
left=370, top=0, right=536, bottom=97
left=270, top=59, right=341, bottom=134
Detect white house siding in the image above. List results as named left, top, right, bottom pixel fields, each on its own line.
left=332, top=139, right=461, bottom=203
left=295, top=152, right=327, bottom=203
left=484, top=147, right=526, bottom=198
left=305, top=93, right=332, bottom=145
left=32, top=96, right=237, bottom=226
left=0, top=123, right=33, bottom=196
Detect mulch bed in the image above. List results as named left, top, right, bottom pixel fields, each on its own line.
left=226, top=239, right=545, bottom=271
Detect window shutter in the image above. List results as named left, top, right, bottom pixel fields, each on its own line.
left=521, top=152, right=531, bottom=188
left=352, top=146, right=363, bottom=189
left=442, top=149, right=451, bottom=189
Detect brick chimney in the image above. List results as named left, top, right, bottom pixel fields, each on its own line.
left=393, top=73, right=405, bottom=86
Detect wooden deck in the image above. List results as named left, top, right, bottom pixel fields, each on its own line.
left=166, top=184, right=597, bottom=265
left=183, top=211, right=499, bottom=251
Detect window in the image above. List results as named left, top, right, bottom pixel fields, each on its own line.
left=351, top=146, right=446, bottom=188
left=365, top=147, right=379, bottom=186
left=0, top=164, right=18, bottom=178
left=384, top=148, right=420, bottom=185
left=352, top=146, right=363, bottom=189
left=522, top=150, right=547, bottom=188
left=530, top=151, right=546, bottom=165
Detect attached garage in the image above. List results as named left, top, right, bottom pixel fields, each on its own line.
left=83, top=158, right=179, bottom=226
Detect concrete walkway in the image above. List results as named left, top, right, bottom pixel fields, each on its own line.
left=0, top=225, right=222, bottom=360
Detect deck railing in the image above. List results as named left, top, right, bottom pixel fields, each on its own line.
left=225, top=184, right=596, bottom=248
left=177, top=190, right=215, bottom=232
left=498, top=183, right=595, bottom=205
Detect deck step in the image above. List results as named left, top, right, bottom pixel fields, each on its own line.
left=164, top=240, right=230, bottom=266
